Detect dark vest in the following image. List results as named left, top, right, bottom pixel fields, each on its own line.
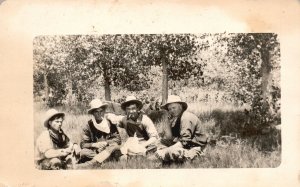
left=123, top=113, right=149, bottom=140
left=87, top=120, right=119, bottom=142
left=171, top=114, right=182, bottom=138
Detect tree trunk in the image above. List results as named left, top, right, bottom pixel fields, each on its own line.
left=43, top=73, right=49, bottom=103
left=260, top=48, right=271, bottom=108
left=66, top=78, right=73, bottom=105
left=162, top=56, right=168, bottom=105
left=103, top=67, right=112, bottom=101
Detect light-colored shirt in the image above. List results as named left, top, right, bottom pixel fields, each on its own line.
left=119, top=114, right=158, bottom=141
left=35, top=130, right=55, bottom=162
left=174, top=111, right=208, bottom=148
left=35, top=130, right=72, bottom=162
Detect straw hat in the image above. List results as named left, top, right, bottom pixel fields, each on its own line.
left=88, top=99, right=108, bottom=114
left=121, top=96, right=143, bottom=110
left=161, top=95, right=188, bottom=111
left=44, top=109, right=65, bottom=128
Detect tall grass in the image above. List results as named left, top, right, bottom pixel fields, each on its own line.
left=96, top=142, right=281, bottom=169
left=34, top=101, right=281, bottom=168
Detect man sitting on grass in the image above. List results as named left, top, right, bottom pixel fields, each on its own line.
left=155, top=95, right=209, bottom=163
left=35, top=109, right=80, bottom=170
left=76, top=99, right=122, bottom=169
left=107, top=96, right=159, bottom=159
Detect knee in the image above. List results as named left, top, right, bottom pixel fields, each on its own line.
left=80, top=148, right=97, bottom=158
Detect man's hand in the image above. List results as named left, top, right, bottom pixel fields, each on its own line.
left=185, top=147, right=203, bottom=160
left=60, top=148, right=71, bottom=157
left=92, top=141, right=108, bottom=149
left=64, top=146, right=73, bottom=154
left=72, top=144, right=81, bottom=156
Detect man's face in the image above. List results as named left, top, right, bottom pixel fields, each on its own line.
left=167, top=103, right=183, bottom=118
left=125, top=104, right=139, bottom=120
left=49, top=117, right=64, bottom=131
left=92, top=107, right=105, bottom=122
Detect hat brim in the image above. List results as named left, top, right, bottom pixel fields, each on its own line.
left=44, top=112, right=65, bottom=128
left=88, top=104, right=108, bottom=114
left=121, top=100, right=143, bottom=110
left=162, top=102, right=188, bottom=111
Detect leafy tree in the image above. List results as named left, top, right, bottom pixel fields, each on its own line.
left=138, top=34, right=204, bottom=104
left=33, top=35, right=151, bottom=105
left=33, top=35, right=96, bottom=106
left=226, top=33, right=281, bottom=127
left=83, top=35, right=152, bottom=101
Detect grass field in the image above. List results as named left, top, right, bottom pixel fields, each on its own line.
left=34, top=102, right=281, bottom=169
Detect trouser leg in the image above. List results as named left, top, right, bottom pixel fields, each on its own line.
left=76, top=149, right=98, bottom=169
left=107, top=144, right=122, bottom=161
left=93, top=144, right=120, bottom=163
left=79, top=148, right=97, bottom=163
left=76, top=144, right=121, bottom=169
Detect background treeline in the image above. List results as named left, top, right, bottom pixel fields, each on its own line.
left=33, top=33, right=281, bottom=153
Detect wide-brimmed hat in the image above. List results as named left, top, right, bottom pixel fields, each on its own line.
left=121, top=96, right=143, bottom=110
left=88, top=99, right=108, bottom=114
left=44, top=109, right=65, bottom=128
left=161, top=95, right=188, bottom=111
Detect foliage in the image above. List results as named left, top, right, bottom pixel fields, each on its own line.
left=140, top=34, right=203, bottom=80
left=33, top=33, right=281, bottom=134
left=33, top=34, right=206, bottom=105
left=225, top=33, right=281, bottom=130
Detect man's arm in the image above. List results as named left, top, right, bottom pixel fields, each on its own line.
left=141, top=115, right=159, bottom=147
left=44, top=148, right=71, bottom=158
left=179, top=112, right=208, bottom=148
left=36, top=131, right=72, bottom=159
left=105, top=113, right=125, bottom=128
left=178, top=113, right=194, bottom=148
left=192, top=119, right=209, bottom=146
left=80, top=123, right=95, bottom=149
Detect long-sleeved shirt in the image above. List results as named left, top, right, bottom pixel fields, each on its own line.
left=171, top=111, right=208, bottom=149
left=119, top=113, right=158, bottom=141
left=80, top=119, right=121, bottom=149
left=35, top=130, right=71, bottom=162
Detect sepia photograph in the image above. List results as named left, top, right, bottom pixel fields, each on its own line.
left=33, top=33, right=281, bottom=169
left=1, top=0, right=300, bottom=186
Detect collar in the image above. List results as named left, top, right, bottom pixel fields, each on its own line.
left=92, top=116, right=110, bottom=134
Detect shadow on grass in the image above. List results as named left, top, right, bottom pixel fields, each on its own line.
left=147, top=108, right=281, bottom=152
